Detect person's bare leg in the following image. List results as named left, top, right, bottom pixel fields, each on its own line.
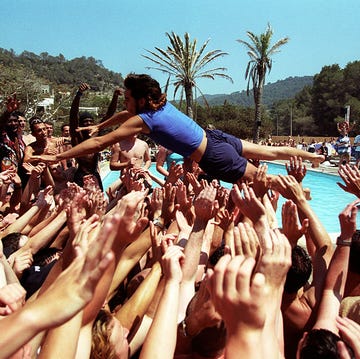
left=241, top=140, right=325, bottom=167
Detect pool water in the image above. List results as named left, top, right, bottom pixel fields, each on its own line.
left=102, top=162, right=357, bottom=234
left=265, top=163, right=357, bottom=234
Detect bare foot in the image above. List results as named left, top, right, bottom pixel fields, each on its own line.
left=311, top=155, right=325, bottom=168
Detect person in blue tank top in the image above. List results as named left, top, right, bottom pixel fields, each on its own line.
left=32, top=74, right=325, bottom=183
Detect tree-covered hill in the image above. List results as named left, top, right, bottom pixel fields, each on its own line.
left=199, top=76, right=314, bottom=107
left=0, top=48, right=123, bottom=93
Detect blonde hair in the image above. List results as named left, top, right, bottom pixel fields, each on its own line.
left=90, top=310, right=116, bottom=359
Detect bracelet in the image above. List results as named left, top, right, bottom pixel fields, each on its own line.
left=180, top=319, right=189, bottom=337
left=76, top=90, right=83, bottom=96
left=336, top=236, right=352, bottom=246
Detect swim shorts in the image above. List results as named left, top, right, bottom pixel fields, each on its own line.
left=198, top=129, right=248, bottom=183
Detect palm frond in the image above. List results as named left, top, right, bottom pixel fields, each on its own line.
left=143, top=31, right=232, bottom=116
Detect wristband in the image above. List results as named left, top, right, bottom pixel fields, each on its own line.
left=152, top=218, right=165, bottom=230
left=336, top=237, right=352, bottom=246
left=76, top=90, right=83, bottom=97
left=180, top=319, right=189, bottom=337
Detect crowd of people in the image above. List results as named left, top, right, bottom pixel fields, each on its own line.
left=264, top=120, right=359, bottom=168
left=0, top=73, right=359, bottom=358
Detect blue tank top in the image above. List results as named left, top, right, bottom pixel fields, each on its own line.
left=166, top=151, right=184, bottom=170
left=139, top=102, right=204, bottom=158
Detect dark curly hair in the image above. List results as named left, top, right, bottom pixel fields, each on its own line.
left=124, top=74, right=167, bottom=112
left=284, top=245, right=312, bottom=294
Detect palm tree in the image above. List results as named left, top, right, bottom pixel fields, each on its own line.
left=237, top=24, right=289, bottom=143
left=143, top=32, right=232, bottom=118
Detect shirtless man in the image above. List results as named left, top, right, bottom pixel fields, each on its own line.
left=110, top=134, right=151, bottom=173
left=59, top=123, right=75, bottom=170
left=108, top=134, right=151, bottom=195
left=45, top=121, right=55, bottom=140
left=23, top=118, right=57, bottom=188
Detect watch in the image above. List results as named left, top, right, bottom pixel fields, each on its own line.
left=152, top=218, right=165, bottom=230
left=336, top=237, right=352, bottom=246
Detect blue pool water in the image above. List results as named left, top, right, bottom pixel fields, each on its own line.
left=102, top=162, right=357, bottom=234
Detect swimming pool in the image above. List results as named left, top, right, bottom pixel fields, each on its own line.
left=102, top=162, right=357, bottom=234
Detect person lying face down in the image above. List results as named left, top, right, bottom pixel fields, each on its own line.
left=31, top=74, right=325, bottom=184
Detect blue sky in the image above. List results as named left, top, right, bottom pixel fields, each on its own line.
left=1, top=0, right=359, bottom=95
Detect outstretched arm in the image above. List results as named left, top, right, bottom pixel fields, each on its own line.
left=101, top=88, right=123, bottom=123
left=207, top=254, right=268, bottom=359
left=178, top=185, right=217, bottom=320
left=32, top=115, right=148, bottom=163
left=0, top=220, right=115, bottom=359
left=69, top=83, right=90, bottom=146
left=140, top=241, right=184, bottom=359
left=313, top=200, right=358, bottom=333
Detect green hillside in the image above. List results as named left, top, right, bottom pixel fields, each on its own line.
left=0, top=48, right=123, bottom=94
left=199, top=76, right=314, bottom=107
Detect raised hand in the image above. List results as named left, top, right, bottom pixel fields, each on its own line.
left=252, top=163, right=269, bottom=198
left=160, top=239, right=184, bottom=283
left=338, top=164, right=360, bottom=197
left=161, top=183, right=178, bottom=225
left=270, top=174, right=306, bottom=203
left=0, top=168, right=17, bottom=184
left=149, top=187, right=163, bottom=219
left=28, top=162, right=46, bottom=178
left=285, top=156, right=307, bottom=183
left=207, top=254, right=267, bottom=335
left=87, top=189, right=108, bottom=218
left=114, top=189, right=149, bottom=245
left=231, top=183, right=267, bottom=224
left=175, top=182, right=194, bottom=224
left=267, top=188, right=280, bottom=212
left=35, top=185, right=54, bottom=208
left=214, top=207, right=234, bottom=232
left=193, top=185, right=218, bottom=222
left=75, top=124, right=99, bottom=136
left=78, top=82, right=91, bottom=94
left=185, top=172, right=203, bottom=197
left=175, top=209, right=193, bottom=242
left=233, top=222, right=260, bottom=259
left=35, top=215, right=115, bottom=324
left=83, top=174, right=101, bottom=192
left=65, top=191, right=88, bottom=236
left=281, top=200, right=309, bottom=247
left=6, top=93, right=20, bottom=113
left=338, top=199, right=359, bottom=241
left=255, top=228, right=292, bottom=290
left=113, top=87, right=124, bottom=97
left=0, top=283, right=26, bottom=316
left=166, top=162, right=184, bottom=185
left=336, top=316, right=360, bottom=359
left=215, top=186, right=229, bottom=209
left=10, top=249, right=33, bottom=278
